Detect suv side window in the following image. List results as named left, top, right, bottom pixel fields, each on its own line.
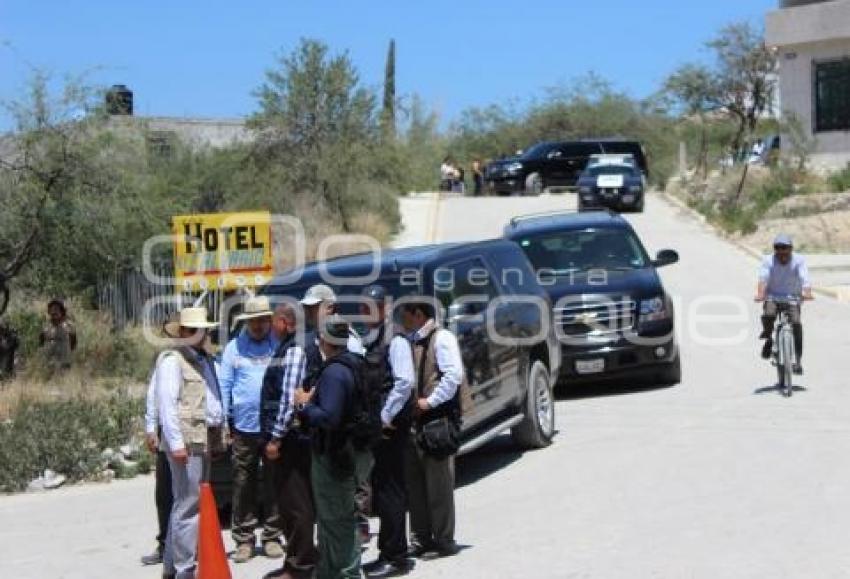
left=434, top=257, right=499, bottom=315
left=561, top=142, right=601, bottom=158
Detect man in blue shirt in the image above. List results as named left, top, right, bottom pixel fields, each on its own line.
left=755, top=234, right=813, bottom=374
left=219, top=295, right=283, bottom=563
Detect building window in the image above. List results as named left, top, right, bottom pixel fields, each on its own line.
left=815, top=59, right=850, bottom=132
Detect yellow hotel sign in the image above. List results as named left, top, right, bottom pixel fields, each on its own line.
left=172, top=211, right=273, bottom=292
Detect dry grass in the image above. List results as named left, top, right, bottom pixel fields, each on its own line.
left=0, top=372, right=146, bottom=421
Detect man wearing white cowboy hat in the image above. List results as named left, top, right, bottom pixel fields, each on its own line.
left=155, top=306, right=225, bottom=579
left=219, top=294, right=285, bottom=563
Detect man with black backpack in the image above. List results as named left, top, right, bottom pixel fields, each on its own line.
left=359, top=285, right=416, bottom=578
left=294, top=315, right=374, bottom=579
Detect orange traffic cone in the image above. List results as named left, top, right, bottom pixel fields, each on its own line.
left=197, top=482, right=232, bottom=579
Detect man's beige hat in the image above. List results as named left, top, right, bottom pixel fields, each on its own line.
left=300, top=284, right=337, bottom=306
left=234, top=295, right=273, bottom=323
left=163, top=307, right=217, bottom=336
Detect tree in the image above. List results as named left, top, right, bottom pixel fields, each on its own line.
left=707, top=23, right=777, bottom=200
left=708, top=23, right=776, bottom=158
left=381, top=39, right=396, bottom=142
left=664, top=22, right=777, bottom=199
left=0, top=73, right=149, bottom=293
left=781, top=112, right=816, bottom=173
left=250, top=39, right=379, bottom=231
left=663, top=64, right=720, bottom=178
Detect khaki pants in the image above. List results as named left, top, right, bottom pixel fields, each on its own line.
left=231, top=431, right=283, bottom=545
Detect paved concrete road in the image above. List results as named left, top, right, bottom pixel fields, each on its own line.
left=4, top=191, right=850, bottom=579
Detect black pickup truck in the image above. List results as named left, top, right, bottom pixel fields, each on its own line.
left=211, top=239, right=562, bottom=517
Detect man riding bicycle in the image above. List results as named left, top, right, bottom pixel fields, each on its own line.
left=755, top=234, right=813, bottom=375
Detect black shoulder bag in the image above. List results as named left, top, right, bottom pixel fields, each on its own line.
left=415, top=329, right=461, bottom=459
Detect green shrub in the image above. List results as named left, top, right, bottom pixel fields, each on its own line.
left=690, top=166, right=804, bottom=235
left=135, top=447, right=153, bottom=475
left=828, top=163, right=850, bottom=193
left=5, top=307, right=42, bottom=360
left=0, top=393, right=143, bottom=492
left=717, top=204, right=758, bottom=235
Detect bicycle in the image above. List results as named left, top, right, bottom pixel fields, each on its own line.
left=768, top=298, right=800, bottom=398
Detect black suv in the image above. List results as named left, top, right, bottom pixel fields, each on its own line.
left=577, top=159, right=646, bottom=213
left=485, top=139, right=648, bottom=196
left=503, top=210, right=681, bottom=386
left=210, top=239, right=562, bottom=516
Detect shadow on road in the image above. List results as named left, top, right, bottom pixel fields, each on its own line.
left=753, top=383, right=808, bottom=396
left=456, top=434, right=526, bottom=488
left=556, top=377, right=676, bottom=402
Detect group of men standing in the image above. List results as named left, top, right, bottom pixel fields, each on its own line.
left=144, top=283, right=465, bottom=579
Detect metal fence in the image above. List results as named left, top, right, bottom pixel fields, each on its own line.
left=96, top=265, right=227, bottom=329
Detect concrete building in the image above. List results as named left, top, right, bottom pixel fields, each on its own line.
left=109, top=114, right=253, bottom=155
left=104, top=85, right=253, bottom=154
left=767, top=0, right=850, bottom=171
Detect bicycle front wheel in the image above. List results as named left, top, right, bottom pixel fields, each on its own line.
left=779, top=327, right=795, bottom=396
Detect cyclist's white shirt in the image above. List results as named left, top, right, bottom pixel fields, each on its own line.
left=758, top=254, right=811, bottom=298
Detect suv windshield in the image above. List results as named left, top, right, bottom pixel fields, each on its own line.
left=521, top=142, right=554, bottom=159
left=518, top=228, right=648, bottom=275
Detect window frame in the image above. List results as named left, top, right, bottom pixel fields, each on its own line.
left=813, top=57, right=850, bottom=133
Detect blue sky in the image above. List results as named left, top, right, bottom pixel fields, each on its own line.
left=0, top=0, right=776, bottom=129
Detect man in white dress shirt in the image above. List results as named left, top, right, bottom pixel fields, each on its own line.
left=359, top=285, right=416, bottom=577
left=156, top=307, right=225, bottom=579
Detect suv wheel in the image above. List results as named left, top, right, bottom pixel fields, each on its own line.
left=525, top=173, right=544, bottom=196
left=511, top=360, right=555, bottom=449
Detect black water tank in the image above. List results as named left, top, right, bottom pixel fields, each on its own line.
left=106, top=84, right=133, bottom=115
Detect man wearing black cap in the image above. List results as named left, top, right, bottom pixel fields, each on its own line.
left=294, top=315, right=371, bottom=579
left=359, top=285, right=416, bottom=577
left=755, top=233, right=813, bottom=374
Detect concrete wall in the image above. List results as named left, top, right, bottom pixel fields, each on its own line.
left=107, top=115, right=253, bottom=151
left=768, top=0, right=850, bottom=171
left=768, top=0, right=850, bottom=46
left=145, top=117, right=253, bottom=149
